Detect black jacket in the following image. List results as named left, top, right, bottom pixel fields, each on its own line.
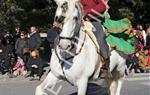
left=47, top=28, right=60, bottom=43
left=28, top=32, right=41, bottom=51
left=26, top=56, right=43, bottom=69
left=0, top=43, right=7, bottom=59
left=0, top=33, right=6, bottom=45
left=146, top=35, right=150, bottom=49
left=15, top=38, right=29, bottom=56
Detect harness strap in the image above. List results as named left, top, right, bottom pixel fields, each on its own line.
left=54, top=31, right=86, bottom=85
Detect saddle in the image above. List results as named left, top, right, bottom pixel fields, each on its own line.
left=82, top=21, right=100, bottom=53
left=82, top=21, right=102, bottom=79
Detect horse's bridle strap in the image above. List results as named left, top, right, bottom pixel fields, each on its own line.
left=59, top=36, right=74, bottom=40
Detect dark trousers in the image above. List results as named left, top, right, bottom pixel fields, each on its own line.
left=91, top=21, right=110, bottom=59
left=129, top=62, right=140, bottom=73
left=30, top=67, right=43, bottom=77
left=0, top=57, right=12, bottom=74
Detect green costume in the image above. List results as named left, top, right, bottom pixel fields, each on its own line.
left=102, top=12, right=135, bottom=54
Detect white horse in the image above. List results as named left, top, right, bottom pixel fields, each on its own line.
left=35, top=0, right=126, bottom=95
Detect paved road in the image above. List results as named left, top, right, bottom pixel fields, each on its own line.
left=0, top=73, right=150, bottom=95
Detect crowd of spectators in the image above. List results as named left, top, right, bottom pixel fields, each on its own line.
left=0, top=23, right=150, bottom=80
left=126, top=24, right=150, bottom=74
left=0, top=26, right=44, bottom=81
left=0, top=22, right=62, bottom=81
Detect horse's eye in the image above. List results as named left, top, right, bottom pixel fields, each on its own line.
left=74, top=17, right=78, bottom=20
left=61, top=2, right=68, bottom=13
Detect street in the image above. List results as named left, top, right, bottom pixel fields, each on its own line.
left=0, top=73, right=150, bottom=95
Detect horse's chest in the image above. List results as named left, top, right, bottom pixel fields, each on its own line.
left=50, top=60, right=80, bottom=84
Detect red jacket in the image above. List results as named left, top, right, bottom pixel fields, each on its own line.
left=80, top=0, right=107, bottom=17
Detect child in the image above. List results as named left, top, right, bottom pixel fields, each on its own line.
left=13, top=56, right=27, bottom=77
left=26, top=50, right=43, bottom=80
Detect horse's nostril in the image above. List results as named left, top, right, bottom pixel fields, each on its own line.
left=55, top=16, right=58, bottom=22
left=57, top=16, right=65, bottom=23
left=68, top=45, right=71, bottom=48
left=58, top=45, right=61, bottom=48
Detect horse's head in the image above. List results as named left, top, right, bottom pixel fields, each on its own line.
left=54, top=0, right=83, bottom=51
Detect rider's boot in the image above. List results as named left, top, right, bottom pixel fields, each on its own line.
left=100, top=58, right=112, bottom=78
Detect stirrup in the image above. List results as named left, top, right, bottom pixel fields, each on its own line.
left=99, top=69, right=112, bottom=79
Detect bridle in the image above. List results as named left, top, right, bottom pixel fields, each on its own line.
left=54, top=2, right=86, bottom=61
left=52, top=2, right=86, bottom=84
left=55, top=2, right=83, bottom=43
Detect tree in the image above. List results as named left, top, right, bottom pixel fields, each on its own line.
left=0, top=0, right=23, bottom=32
left=109, top=0, right=150, bottom=27
left=0, top=0, right=56, bottom=33
left=0, top=0, right=149, bottom=33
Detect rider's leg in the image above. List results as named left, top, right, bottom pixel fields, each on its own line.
left=91, top=21, right=111, bottom=78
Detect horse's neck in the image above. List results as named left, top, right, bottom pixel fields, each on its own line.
left=76, top=28, right=97, bottom=55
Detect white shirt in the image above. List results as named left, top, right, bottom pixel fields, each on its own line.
left=142, top=30, right=147, bottom=45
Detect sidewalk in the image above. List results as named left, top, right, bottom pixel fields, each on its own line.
left=0, top=66, right=50, bottom=83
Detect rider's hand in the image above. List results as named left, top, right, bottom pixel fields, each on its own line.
left=32, top=65, right=38, bottom=68
left=0, top=49, right=2, bottom=52
left=83, top=16, right=89, bottom=21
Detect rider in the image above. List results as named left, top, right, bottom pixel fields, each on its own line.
left=80, top=0, right=110, bottom=78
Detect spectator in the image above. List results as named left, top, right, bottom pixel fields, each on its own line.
left=0, top=35, right=7, bottom=60
left=134, top=29, right=145, bottom=52
left=13, top=25, right=21, bottom=43
left=0, top=33, right=3, bottom=40
left=137, top=24, right=147, bottom=45
left=145, top=26, right=150, bottom=67
left=131, top=53, right=141, bottom=73
left=147, top=50, right=150, bottom=67
left=0, top=36, right=11, bottom=75
left=3, top=32, right=15, bottom=75
left=146, top=26, right=150, bottom=50
left=26, top=50, right=44, bottom=80
left=4, top=32, right=14, bottom=54
left=0, top=33, right=5, bottom=45
left=47, top=22, right=61, bottom=49
left=28, top=26, right=41, bottom=51
left=13, top=56, right=27, bottom=77
left=15, top=31, right=29, bottom=63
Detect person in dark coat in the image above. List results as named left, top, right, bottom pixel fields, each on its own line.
left=28, top=26, right=41, bottom=51
left=134, top=30, right=145, bottom=52
left=0, top=39, right=7, bottom=60
left=0, top=36, right=11, bottom=74
left=47, top=22, right=61, bottom=50
left=15, top=31, right=29, bottom=63
left=146, top=27, right=150, bottom=50
left=13, top=25, right=21, bottom=43
left=26, top=50, right=44, bottom=80
left=4, top=32, right=14, bottom=53
left=0, top=32, right=6, bottom=45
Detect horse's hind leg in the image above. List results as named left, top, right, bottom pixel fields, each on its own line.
left=116, top=78, right=123, bottom=95
left=35, top=72, right=59, bottom=95
left=109, top=78, right=123, bottom=95
left=109, top=79, right=118, bottom=95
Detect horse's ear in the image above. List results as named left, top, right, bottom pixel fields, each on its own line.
left=74, top=0, right=79, bottom=2
left=54, top=0, right=64, bottom=4
left=74, top=0, right=79, bottom=1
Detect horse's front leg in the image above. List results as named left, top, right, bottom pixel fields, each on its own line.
left=77, top=77, right=88, bottom=95
left=35, top=72, right=59, bottom=95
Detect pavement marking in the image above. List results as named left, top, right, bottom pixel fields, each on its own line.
left=125, top=76, right=150, bottom=81
left=140, top=82, right=150, bottom=86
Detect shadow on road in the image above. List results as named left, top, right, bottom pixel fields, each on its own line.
left=70, top=83, right=109, bottom=95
